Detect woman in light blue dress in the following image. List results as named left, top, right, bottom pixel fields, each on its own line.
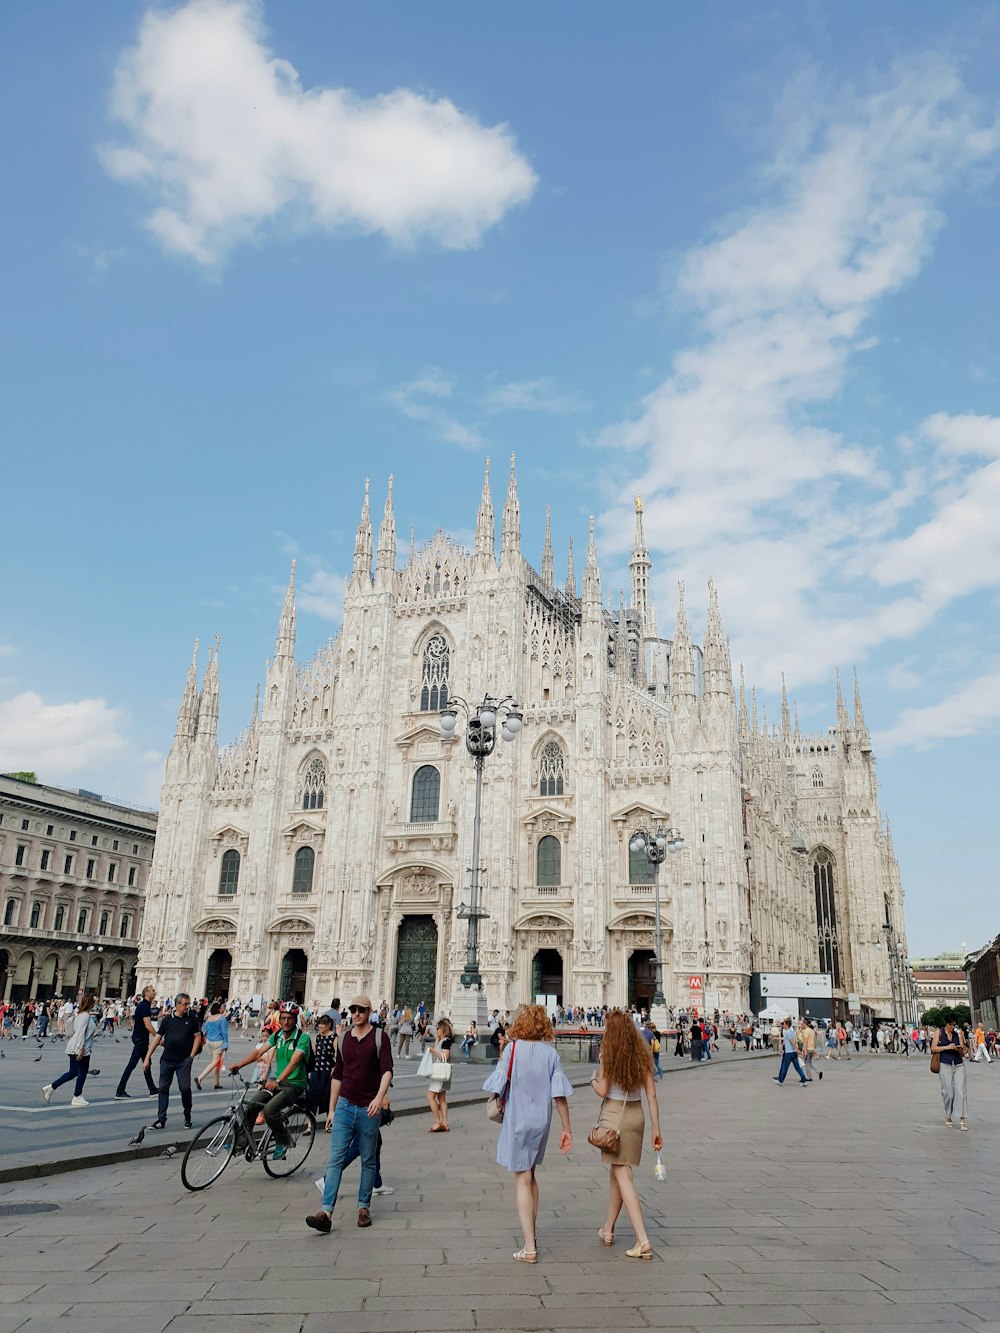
left=483, top=1004, right=573, bottom=1264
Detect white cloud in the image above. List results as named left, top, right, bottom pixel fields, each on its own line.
left=597, top=57, right=1000, bottom=689
left=874, top=669, right=1000, bottom=752
left=0, top=644, right=13, bottom=658
left=386, top=367, right=484, bottom=450
left=298, top=568, right=345, bottom=622
left=483, top=378, right=587, bottom=415
left=101, top=0, right=537, bottom=265
left=0, top=693, right=130, bottom=777
left=919, top=411, right=1000, bottom=458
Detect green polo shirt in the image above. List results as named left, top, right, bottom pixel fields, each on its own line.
left=267, top=1029, right=311, bottom=1089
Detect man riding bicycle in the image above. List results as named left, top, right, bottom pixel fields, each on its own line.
left=228, top=1002, right=310, bottom=1160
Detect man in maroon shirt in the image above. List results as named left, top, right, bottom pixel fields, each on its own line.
left=306, top=994, right=393, bottom=1233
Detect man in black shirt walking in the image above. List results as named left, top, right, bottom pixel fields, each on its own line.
left=144, top=993, right=202, bottom=1130
left=115, top=986, right=159, bottom=1099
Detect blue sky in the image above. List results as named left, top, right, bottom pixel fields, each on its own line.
left=2, top=1, right=999, bottom=957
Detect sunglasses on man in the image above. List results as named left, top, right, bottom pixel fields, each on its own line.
left=348, top=1005, right=370, bottom=1015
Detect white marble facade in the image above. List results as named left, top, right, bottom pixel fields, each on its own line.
left=139, top=461, right=908, bottom=1019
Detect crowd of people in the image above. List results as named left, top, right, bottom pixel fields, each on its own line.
left=9, top=983, right=989, bottom=1260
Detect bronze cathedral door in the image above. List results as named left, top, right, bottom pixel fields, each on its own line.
left=393, top=916, right=438, bottom=1010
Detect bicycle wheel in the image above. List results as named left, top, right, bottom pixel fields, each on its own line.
left=262, top=1106, right=317, bottom=1178
left=181, top=1115, right=237, bottom=1191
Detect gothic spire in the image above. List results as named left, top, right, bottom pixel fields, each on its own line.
left=199, top=637, right=220, bottom=742
left=500, top=453, right=521, bottom=562
left=793, top=700, right=801, bottom=739
left=628, top=495, right=652, bottom=620
left=351, top=479, right=373, bottom=586
left=669, top=580, right=696, bottom=700
left=275, top=560, right=296, bottom=661
left=702, top=577, right=732, bottom=699
left=566, top=534, right=577, bottom=599
left=615, top=590, right=629, bottom=678
left=583, top=515, right=601, bottom=614
left=780, top=672, right=791, bottom=740
left=541, top=504, right=554, bottom=585
left=853, top=666, right=869, bottom=736
left=751, top=685, right=759, bottom=734
left=375, top=474, right=397, bottom=578
left=835, top=666, right=850, bottom=733
left=738, top=663, right=749, bottom=737
left=176, top=639, right=200, bottom=739
left=475, top=456, right=495, bottom=565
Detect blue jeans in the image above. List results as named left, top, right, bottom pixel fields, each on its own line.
left=322, top=1101, right=380, bottom=1213
left=52, top=1054, right=90, bottom=1097
left=342, top=1128, right=383, bottom=1189
left=776, top=1051, right=807, bottom=1084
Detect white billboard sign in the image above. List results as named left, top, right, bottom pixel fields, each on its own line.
left=759, top=973, right=832, bottom=1000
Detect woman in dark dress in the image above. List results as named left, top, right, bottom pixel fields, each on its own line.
left=308, top=1012, right=337, bottom=1130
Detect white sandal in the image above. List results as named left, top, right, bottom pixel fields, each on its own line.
left=513, top=1247, right=538, bottom=1263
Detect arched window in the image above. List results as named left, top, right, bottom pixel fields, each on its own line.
left=419, top=634, right=450, bottom=712
left=812, top=767, right=824, bottom=788
left=302, top=758, right=325, bottom=811
left=629, top=841, right=656, bottom=885
left=813, top=852, right=841, bottom=989
left=536, top=835, right=561, bottom=887
left=410, top=765, right=441, bottom=822
left=77, top=908, right=88, bottom=933
left=219, top=848, right=240, bottom=896
left=30, top=902, right=41, bottom=929
left=99, top=911, right=109, bottom=935
left=292, top=846, right=315, bottom=894
left=120, top=915, right=130, bottom=939
left=54, top=904, right=66, bottom=931
left=4, top=899, right=16, bottom=926
left=539, top=741, right=565, bottom=797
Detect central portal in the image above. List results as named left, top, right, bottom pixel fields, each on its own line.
left=279, top=948, right=308, bottom=1003
left=393, top=915, right=438, bottom=1010
left=628, top=949, right=656, bottom=1011
left=531, top=948, right=564, bottom=1006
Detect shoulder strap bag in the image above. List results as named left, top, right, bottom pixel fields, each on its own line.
left=587, top=1092, right=629, bottom=1152
left=486, top=1040, right=516, bottom=1123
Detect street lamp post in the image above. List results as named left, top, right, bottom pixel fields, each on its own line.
left=882, top=923, right=899, bottom=1025
left=440, top=694, right=522, bottom=1028
left=628, top=825, right=684, bottom=1027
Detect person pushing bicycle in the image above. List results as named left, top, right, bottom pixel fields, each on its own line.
left=228, top=1002, right=310, bottom=1160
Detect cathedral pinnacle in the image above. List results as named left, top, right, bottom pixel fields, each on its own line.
left=853, top=666, right=869, bottom=736
left=500, top=453, right=521, bottom=562
left=566, top=534, right=577, bottom=598
left=780, top=672, right=791, bottom=740
left=352, top=479, right=373, bottom=585
left=541, top=504, right=554, bottom=585
left=583, top=515, right=601, bottom=613
left=275, top=560, right=296, bottom=661
left=738, top=662, right=749, bottom=737
left=475, top=456, right=495, bottom=565
left=628, top=494, right=652, bottom=620
left=376, top=474, right=397, bottom=578
left=702, top=578, right=732, bottom=700
left=175, top=638, right=200, bottom=740
left=198, top=638, right=220, bottom=742
left=835, top=666, right=850, bottom=734
left=669, top=581, right=696, bottom=700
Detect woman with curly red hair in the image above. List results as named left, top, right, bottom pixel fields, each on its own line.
left=591, top=1009, right=662, bottom=1258
left=483, top=1004, right=573, bottom=1264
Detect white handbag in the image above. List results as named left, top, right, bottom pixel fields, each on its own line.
left=417, top=1049, right=434, bottom=1077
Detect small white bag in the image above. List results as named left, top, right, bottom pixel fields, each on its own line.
left=417, top=1048, right=434, bottom=1077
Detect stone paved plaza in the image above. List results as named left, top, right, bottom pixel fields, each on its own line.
left=1, top=1052, right=999, bottom=1332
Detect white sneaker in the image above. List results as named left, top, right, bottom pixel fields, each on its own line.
left=70, top=1095, right=89, bottom=1107
left=315, top=1178, right=325, bottom=1193
left=41, top=1084, right=53, bottom=1103
left=372, top=1185, right=395, bottom=1195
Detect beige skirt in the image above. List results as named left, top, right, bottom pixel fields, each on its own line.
left=598, top=1097, right=644, bottom=1168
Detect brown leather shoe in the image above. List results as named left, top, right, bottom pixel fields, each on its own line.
left=306, top=1212, right=332, bottom=1234
left=357, top=1207, right=372, bottom=1228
